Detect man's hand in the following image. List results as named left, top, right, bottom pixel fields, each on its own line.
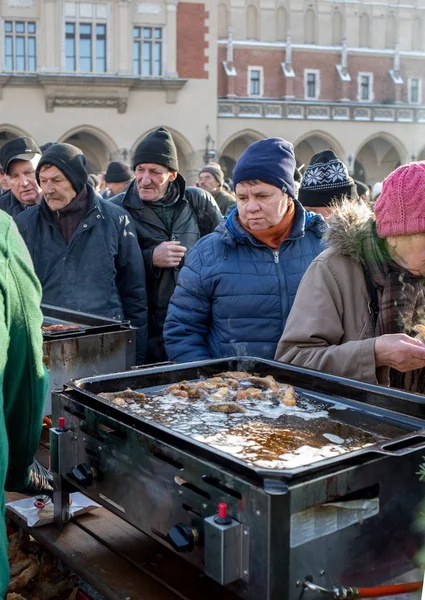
left=152, top=241, right=187, bottom=268
left=375, top=333, right=425, bottom=372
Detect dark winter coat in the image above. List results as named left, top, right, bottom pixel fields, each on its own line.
left=15, top=185, right=148, bottom=363
left=213, top=188, right=236, bottom=216
left=0, top=190, right=27, bottom=219
left=111, top=175, right=222, bottom=363
left=164, top=201, right=327, bottom=362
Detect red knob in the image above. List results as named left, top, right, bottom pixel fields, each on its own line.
left=218, top=502, right=227, bottom=519
left=58, top=417, right=65, bottom=429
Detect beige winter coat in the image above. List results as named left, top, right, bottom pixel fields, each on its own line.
left=275, top=201, right=390, bottom=386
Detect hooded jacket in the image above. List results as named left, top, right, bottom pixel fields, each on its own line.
left=0, top=212, right=48, bottom=596
left=164, top=200, right=327, bottom=362
left=275, top=200, right=390, bottom=385
left=111, top=175, right=222, bottom=362
left=15, top=184, right=148, bottom=363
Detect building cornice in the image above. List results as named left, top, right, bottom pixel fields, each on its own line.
left=217, top=40, right=425, bottom=59
left=218, top=97, right=425, bottom=123
left=0, top=73, right=188, bottom=110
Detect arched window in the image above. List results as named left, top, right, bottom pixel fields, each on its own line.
left=412, top=17, right=422, bottom=51
left=359, top=13, right=370, bottom=47
left=304, top=8, right=316, bottom=44
left=385, top=13, right=396, bottom=49
left=218, top=3, right=229, bottom=39
left=276, top=6, right=287, bottom=42
left=246, top=4, right=258, bottom=40
left=332, top=9, right=343, bottom=46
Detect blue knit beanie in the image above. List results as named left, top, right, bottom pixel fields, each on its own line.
left=232, top=138, right=296, bottom=198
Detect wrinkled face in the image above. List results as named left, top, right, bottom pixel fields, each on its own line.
left=135, top=163, right=177, bottom=202
left=107, top=180, right=129, bottom=196
left=8, top=159, right=41, bottom=206
left=39, top=164, right=76, bottom=211
left=303, top=205, right=333, bottom=220
left=236, top=180, right=291, bottom=230
left=386, top=234, right=425, bottom=277
left=198, top=172, right=219, bottom=194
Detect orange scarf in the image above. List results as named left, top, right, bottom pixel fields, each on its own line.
left=239, top=202, right=296, bottom=250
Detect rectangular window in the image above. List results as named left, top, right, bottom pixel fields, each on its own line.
left=65, top=22, right=107, bottom=73
left=409, top=78, right=422, bottom=104
left=304, top=69, right=320, bottom=100
left=247, top=66, right=263, bottom=97
left=4, top=20, right=36, bottom=72
left=133, top=26, right=163, bottom=76
left=65, top=22, right=76, bottom=71
left=358, top=72, right=373, bottom=102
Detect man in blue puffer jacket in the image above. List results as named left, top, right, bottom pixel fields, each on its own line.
left=164, top=137, right=327, bottom=362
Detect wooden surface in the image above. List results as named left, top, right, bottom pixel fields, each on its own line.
left=6, top=437, right=237, bottom=600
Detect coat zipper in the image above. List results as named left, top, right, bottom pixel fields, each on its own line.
left=273, top=250, right=279, bottom=263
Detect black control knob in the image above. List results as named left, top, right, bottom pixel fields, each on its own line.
left=167, top=523, right=197, bottom=553
left=71, top=463, right=94, bottom=486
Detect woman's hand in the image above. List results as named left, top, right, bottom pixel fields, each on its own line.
left=375, top=333, right=425, bottom=372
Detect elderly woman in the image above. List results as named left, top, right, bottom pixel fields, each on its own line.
left=276, top=162, right=425, bottom=392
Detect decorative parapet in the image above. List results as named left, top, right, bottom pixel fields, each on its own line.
left=218, top=98, right=425, bottom=123
left=0, top=73, right=188, bottom=110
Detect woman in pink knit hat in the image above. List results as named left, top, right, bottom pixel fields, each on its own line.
left=276, top=162, right=425, bottom=392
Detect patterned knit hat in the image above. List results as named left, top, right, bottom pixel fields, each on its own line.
left=375, top=162, right=425, bottom=238
left=298, top=150, right=358, bottom=207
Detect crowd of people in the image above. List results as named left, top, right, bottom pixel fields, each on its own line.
left=2, top=125, right=425, bottom=594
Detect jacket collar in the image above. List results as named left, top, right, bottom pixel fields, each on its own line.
left=220, top=199, right=327, bottom=248
left=121, top=173, right=187, bottom=210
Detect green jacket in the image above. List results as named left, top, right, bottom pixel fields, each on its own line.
left=0, top=212, right=48, bottom=597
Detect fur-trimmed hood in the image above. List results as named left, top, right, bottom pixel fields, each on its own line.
left=325, top=199, right=375, bottom=263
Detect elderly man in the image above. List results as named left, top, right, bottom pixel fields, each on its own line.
left=198, top=163, right=236, bottom=216
left=0, top=211, right=48, bottom=597
left=0, top=137, right=42, bottom=218
left=104, top=161, right=134, bottom=197
left=111, top=127, right=222, bottom=363
left=276, top=162, right=425, bottom=392
left=15, top=142, right=148, bottom=363
left=164, top=137, right=327, bottom=362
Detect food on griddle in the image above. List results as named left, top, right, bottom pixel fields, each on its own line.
left=7, top=529, right=78, bottom=599
left=98, top=388, right=146, bottom=406
left=41, top=324, right=81, bottom=334
left=97, top=372, right=297, bottom=417
left=208, top=402, right=247, bottom=414
left=279, top=384, right=296, bottom=407
left=210, top=386, right=231, bottom=400
left=414, top=324, right=425, bottom=343
left=245, top=387, right=264, bottom=399
left=162, top=371, right=296, bottom=409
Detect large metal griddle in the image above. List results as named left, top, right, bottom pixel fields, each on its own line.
left=52, top=357, right=425, bottom=599
left=68, top=356, right=425, bottom=483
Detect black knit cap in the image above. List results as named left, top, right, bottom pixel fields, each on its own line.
left=36, top=143, right=88, bottom=193
left=132, top=127, right=178, bottom=172
left=0, top=136, right=41, bottom=174
left=298, top=150, right=358, bottom=207
left=105, top=161, right=133, bottom=183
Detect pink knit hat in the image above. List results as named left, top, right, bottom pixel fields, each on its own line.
left=375, top=162, right=425, bottom=238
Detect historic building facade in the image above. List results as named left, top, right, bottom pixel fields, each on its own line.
left=217, top=0, right=425, bottom=184
left=1, top=0, right=425, bottom=184
left=0, top=0, right=217, bottom=180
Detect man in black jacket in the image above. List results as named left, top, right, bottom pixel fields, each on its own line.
left=15, top=143, right=148, bottom=364
left=0, top=137, right=42, bottom=219
left=111, top=127, right=222, bottom=363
